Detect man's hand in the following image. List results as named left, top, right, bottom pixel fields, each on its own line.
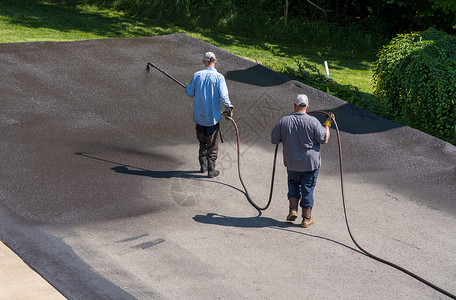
left=323, top=112, right=335, bottom=127
left=223, top=107, right=234, bottom=119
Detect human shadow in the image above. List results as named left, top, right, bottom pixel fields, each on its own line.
left=111, top=166, right=246, bottom=196
left=111, top=165, right=204, bottom=179
left=193, top=213, right=363, bottom=254
left=194, top=212, right=296, bottom=228
left=75, top=152, right=245, bottom=193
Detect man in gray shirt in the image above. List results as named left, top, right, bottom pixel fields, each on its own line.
left=271, top=94, right=333, bottom=227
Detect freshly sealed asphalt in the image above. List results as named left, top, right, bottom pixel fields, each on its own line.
left=0, top=34, right=455, bottom=299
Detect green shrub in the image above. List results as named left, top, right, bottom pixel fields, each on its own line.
left=373, top=28, right=456, bottom=140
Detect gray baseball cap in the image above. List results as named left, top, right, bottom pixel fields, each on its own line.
left=203, top=52, right=216, bottom=62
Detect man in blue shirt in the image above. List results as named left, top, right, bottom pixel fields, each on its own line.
left=186, top=52, right=234, bottom=178
left=271, top=94, right=333, bottom=227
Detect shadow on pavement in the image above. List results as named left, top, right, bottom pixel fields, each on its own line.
left=76, top=152, right=201, bottom=178
left=225, top=64, right=291, bottom=87
left=315, top=103, right=404, bottom=135
left=75, top=152, right=246, bottom=194
left=193, top=213, right=362, bottom=254
left=112, top=166, right=203, bottom=179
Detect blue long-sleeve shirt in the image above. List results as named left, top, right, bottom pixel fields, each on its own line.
left=185, top=67, right=233, bottom=126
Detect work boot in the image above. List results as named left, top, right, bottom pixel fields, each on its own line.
left=207, top=160, right=220, bottom=178
left=199, top=157, right=208, bottom=173
left=286, top=197, right=299, bottom=221
left=301, top=207, right=315, bottom=228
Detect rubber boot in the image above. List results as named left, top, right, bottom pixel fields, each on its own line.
left=199, top=157, right=208, bottom=173
left=286, top=197, right=299, bottom=221
left=301, top=207, right=315, bottom=228
left=207, top=160, right=220, bottom=178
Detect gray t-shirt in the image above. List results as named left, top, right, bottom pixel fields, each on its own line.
left=271, top=112, right=327, bottom=172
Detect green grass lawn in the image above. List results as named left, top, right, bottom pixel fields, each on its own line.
left=0, top=1, right=181, bottom=42
left=0, top=0, right=376, bottom=106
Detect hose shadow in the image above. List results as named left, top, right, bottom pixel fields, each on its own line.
left=193, top=213, right=363, bottom=255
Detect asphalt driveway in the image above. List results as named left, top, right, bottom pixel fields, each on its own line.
left=1, top=34, right=455, bottom=299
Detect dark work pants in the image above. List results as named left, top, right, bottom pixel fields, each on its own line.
left=196, top=123, right=219, bottom=164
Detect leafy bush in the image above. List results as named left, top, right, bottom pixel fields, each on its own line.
left=373, top=28, right=456, bottom=140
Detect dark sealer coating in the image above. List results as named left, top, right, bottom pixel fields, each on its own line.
left=0, top=34, right=455, bottom=299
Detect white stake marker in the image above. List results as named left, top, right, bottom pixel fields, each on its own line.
left=324, top=61, right=330, bottom=80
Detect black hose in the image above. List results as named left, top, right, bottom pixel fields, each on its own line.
left=314, top=111, right=455, bottom=299
left=227, top=116, right=277, bottom=211
left=230, top=110, right=455, bottom=299
left=144, top=61, right=454, bottom=298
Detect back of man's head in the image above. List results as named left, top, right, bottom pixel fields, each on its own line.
left=203, top=52, right=216, bottom=63
left=295, top=94, right=309, bottom=107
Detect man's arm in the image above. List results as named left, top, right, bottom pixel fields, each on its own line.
left=185, top=75, right=196, bottom=97
left=323, top=125, right=330, bottom=144
left=322, top=112, right=334, bottom=144
left=271, top=122, right=282, bottom=144
left=218, top=76, right=232, bottom=109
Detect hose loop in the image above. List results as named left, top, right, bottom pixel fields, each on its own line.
left=226, top=116, right=277, bottom=211
left=229, top=111, right=455, bottom=299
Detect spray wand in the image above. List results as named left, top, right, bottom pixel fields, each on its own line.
left=145, top=61, right=455, bottom=299
left=146, top=62, right=186, bottom=89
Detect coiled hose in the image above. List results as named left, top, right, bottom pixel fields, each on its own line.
left=145, top=62, right=454, bottom=298
left=225, top=111, right=455, bottom=299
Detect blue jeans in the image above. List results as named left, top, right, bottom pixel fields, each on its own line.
left=287, top=168, right=319, bottom=208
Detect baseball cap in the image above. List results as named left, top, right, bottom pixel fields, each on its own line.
left=203, top=52, right=216, bottom=62
left=294, top=94, right=309, bottom=107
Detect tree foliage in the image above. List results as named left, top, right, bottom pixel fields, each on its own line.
left=373, top=28, right=456, bottom=138
left=47, top=0, right=456, bottom=36
left=431, top=0, right=456, bottom=14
